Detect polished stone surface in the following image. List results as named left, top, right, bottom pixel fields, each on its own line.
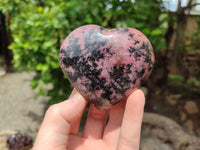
left=60, top=25, right=154, bottom=109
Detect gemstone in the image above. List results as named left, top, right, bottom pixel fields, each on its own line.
left=60, top=25, right=154, bottom=109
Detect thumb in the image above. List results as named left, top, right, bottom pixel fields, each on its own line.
left=33, top=91, right=87, bottom=150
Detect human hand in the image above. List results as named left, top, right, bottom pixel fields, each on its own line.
left=33, top=89, right=145, bottom=150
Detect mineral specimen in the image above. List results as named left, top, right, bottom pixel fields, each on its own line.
left=60, top=25, right=154, bottom=109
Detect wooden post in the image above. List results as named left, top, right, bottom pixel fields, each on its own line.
left=0, top=11, right=13, bottom=72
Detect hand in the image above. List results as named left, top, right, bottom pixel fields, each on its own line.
left=33, top=89, right=145, bottom=150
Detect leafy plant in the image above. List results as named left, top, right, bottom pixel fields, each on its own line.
left=0, top=0, right=167, bottom=105
left=168, top=74, right=184, bottom=84
left=187, top=77, right=200, bottom=88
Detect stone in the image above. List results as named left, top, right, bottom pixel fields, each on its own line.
left=166, top=94, right=181, bottom=106
left=184, top=101, right=199, bottom=114
left=140, top=137, right=173, bottom=150
left=60, top=25, right=154, bottom=109
left=179, top=111, right=187, bottom=121
left=6, top=133, right=33, bottom=150
left=196, top=128, right=200, bottom=136
left=0, top=130, right=33, bottom=150
left=184, top=119, right=194, bottom=132
left=0, top=130, right=18, bottom=150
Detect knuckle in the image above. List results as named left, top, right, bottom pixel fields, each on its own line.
left=45, top=104, right=60, bottom=118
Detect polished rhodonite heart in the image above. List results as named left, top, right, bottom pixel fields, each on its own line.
left=60, top=25, right=154, bottom=109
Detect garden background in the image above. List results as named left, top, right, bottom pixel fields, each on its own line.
left=0, top=0, right=200, bottom=149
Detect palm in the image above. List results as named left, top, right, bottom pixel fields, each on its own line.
left=33, top=89, right=144, bottom=150
left=67, top=93, right=143, bottom=150
left=68, top=136, right=108, bottom=150
left=67, top=102, right=124, bottom=150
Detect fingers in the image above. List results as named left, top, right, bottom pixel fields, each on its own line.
left=67, top=88, right=85, bottom=133
left=65, top=91, right=88, bottom=134
left=117, top=89, right=145, bottom=150
left=103, top=100, right=126, bottom=147
left=82, top=104, right=108, bottom=139
left=33, top=91, right=87, bottom=150
left=68, top=88, right=77, bottom=99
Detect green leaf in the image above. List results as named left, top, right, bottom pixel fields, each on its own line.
left=30, top=79, right=38, bottom=89
left=39, top=85, right=45, bottom=96
left=36, top=63, right=48, bottom=72
left=5, top=0, right=167, bottom=105
left=151, top=29, right=163, bottom=36
left=85, top=14, right=92, bottom=23
left=37, top=6, right=43, bottom=12
left=168, top=74, right=184, bottom=84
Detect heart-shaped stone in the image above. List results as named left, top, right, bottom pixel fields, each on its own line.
left=60, top=25, right=154, bottom=109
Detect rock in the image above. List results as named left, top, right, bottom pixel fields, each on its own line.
left=0, top=130, right=18, bottom=150
left=184, top=119, right=194, bottom=132
left=60, top=24, right=154, bottom=109
left=196, top=128, right=200, bottom=136
left=140, top=137, right=173, bottom=150
left=143, top=113, right=200, bottom=149
left=0, top=130, right=33, bottom=150
left=6, top=133, right=33, bottom=150
left=166, top=94, right=181, bottom=106
left=184, top=101, right=199, bottom=114
left=180, top=111, right=187, bottom=121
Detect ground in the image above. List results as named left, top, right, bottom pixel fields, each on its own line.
left=0, top=70, right=199, bottom=150
left=0, top=71, right=49, bottom=138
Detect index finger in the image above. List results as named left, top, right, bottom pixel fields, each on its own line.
left=117, top=89, right=145, bottom=150
left=33, top=92, right=87, bottom=150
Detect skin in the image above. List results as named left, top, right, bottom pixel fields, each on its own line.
left=33, top=88, right=145, bottom=150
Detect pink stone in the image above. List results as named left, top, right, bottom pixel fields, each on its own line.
left=60, top=25, right=154, bottom=109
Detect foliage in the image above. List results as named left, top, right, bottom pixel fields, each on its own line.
left=185, top=17, right=200, bottom=52
left=185, top=30, right=200, bottom=52
left=186, top=77, right=200, bottom=88
left=0, top=0, right=167, bottom=105
left=168, top=74, right=184, bottom=84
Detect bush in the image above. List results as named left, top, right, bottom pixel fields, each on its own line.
left=0, top=0, right=166, bottom=105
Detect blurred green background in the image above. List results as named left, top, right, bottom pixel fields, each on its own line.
left=0, top=0, right=168, bottom=104
left=0, top=0, right=200, bottom=134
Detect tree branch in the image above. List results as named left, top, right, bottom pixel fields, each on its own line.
left=182, top=0, right=200, bottom=11
left=190, top=3, right=200, bottom=8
